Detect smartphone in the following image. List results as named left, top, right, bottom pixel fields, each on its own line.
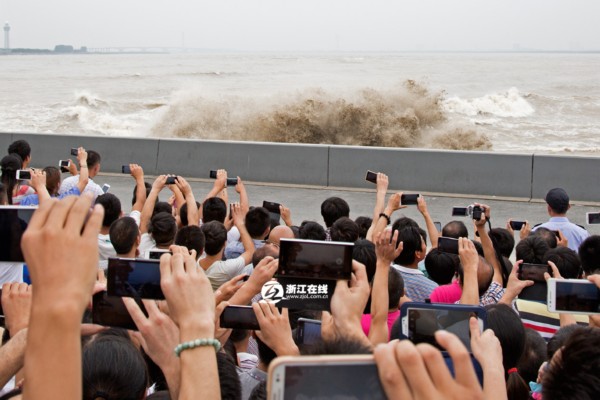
left=144, top=249, right=172, bottom=260
left=277, top=238, right=354, bottom=280
left=365, top=170, right=377, bottom=184
left=400, top=194, right=420, bottom=205
left=263, top=201, right=281, bottom=223
left=547, top=278, right=600, bottom=315
left=101, top=184, right=110, bottom=194
left=587, top=212, right=600, bottom=225
left=471, top=206, right=483, bottom=221
left=59, top=159, right=71, bottom=168
left=452, top=206, right=469, bottom=217
left=166, top=176, right=177, bottom=185
left=209, top=170, right=218, bottom=179
left=209, top=170, right=237, bottom=186
left=92, top=291, right=148, bottom=331
left=438, top=236, right=459, bottom=255
left=399, top=302, right=486, bottom=352
left=106, top=258, right=164, bottom=300
left=518, top=263, right=551, bottom=303
left=219, top=305, right=261, bottom=330
left=510, top=220, right=526, bottom=231
left=121, top=165, right=131, bottom=174
left=296, top=318, right=322, bottom=346
left=16, top=170, right=31, bottom=180
left=0, top=206, right=36, bottom=262
left=434, top=221, right=442, bottom=233
left=268, top=355, right=387, bottom=400
left=70, top=148, right=78, bottom=156
left=0, top=288, right=4, bottom=327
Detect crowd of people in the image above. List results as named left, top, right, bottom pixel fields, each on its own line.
left=1, top=138, right=599, bottom=400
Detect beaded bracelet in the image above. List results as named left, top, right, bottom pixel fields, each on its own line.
left=174, top=338, right=221, bottom=357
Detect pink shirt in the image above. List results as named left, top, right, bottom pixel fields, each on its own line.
left=429, top=280, right=462, bottom=304
left=361, top=310, right=401, bottom=340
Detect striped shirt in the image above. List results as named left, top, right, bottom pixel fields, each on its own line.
left=392, top=264, right=438, bottom=303
left=515, top=298, right=588, bottom=340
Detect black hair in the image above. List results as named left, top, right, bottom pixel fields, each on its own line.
left=485, top=304, right=528, bottom=400
left=547, top=324, right=584, bottom=360
left=7, top=140, right=31, bottom=162
left=86, top=150, right=101, bottom=169
left=354, top=216, right=372, bottom=239
left=542, top=327, right=600, bottom=400
left=320, top=197, right=350, bottom=228
left=330, top=217, right=360, bottom=243
left=302, top=336, right=373, bottom=356
left=43, top=166, right=61, bottom=196
left=175, top=225, right=205, bottom=256
left=388, top=268, right=404, bottom=310
left=95, top=193, right=122, bottom=228
left=578, top=235, right=600, bottom=276
left=299, top=221, right=326, bottom=241
left=457, top=255, right=493, bottom=296
left=353, top=239, right=377, bottom=314
left=255, top=335, right=278, bottom=366
left=489, top=228, right=515, bottom=258
left=203, top=197, right=227, bottom=224
left=544, top=246, right=581, bottom=279
left=109, top=216, right=139, bottom=255
left=248, top=382, right=267, bottom=400
left=392, top=217, right=428, bottom=246
left=149, top=212, right=177, bottom=247
left=442, top=221, right=469, bottom=239
left=424, top=248, right=460, bottom=285
left=200, top=221, right=228, bottom=256
left=532, top=227, right=558, bottom=249
left=0, top=154, right=22, bottom=205
left=515, top=236, right=550, bottom=264
left=392, top=226, right=424, bottom=266
left=153, top=201, right=173, bottom=217
left=179, top=201, right=200, bottom=226
left=132, top=182, right=152, bottom=206
left=82, top=335, right=148, bottom=400
left=0, top=182, right=8, bottom=205
left=517, top=328, right=547, bottom=385
left=245, top=207, right=271, bottom=239
left=251, top=245, right=279, bottom=267
left=217, top=351, right=242, bottom=400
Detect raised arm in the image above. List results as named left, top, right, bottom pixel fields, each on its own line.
left=176, top=176, right=199, bottom=226
left=203, top=169, right=227, bottom=201
left=369, top=192, right=405, bottom=242
left=458, top=238, right=481, bottom=305
left=30, top=169, right=50, bottom=204
left=474, top=204, right=502, bottom=285
left=140, top=175, right=167, bottom=234
left=75, top=147, right=89, bottom=194
left=231, top=202, right=255, bottom=265
left=234, top=177, right=249, bottom=214
left=366, top=173, right=388, bottom=241
left=228, top=257, right=279, bottom=305
left=130, top=164, right=146, bottom=213
left=417, top=195, right=439, bottom=248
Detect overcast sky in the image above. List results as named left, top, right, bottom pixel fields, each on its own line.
left=1, top=0, right=599, bottom=51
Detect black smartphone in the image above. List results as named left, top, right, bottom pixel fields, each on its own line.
left=365, top=170, right=377, bottom=184
left=518, top=263, right=551, bottom=303
left=471, top=206, right=483, bottom=221
left=16, top=170, right=31, bottom=180
left=219, top=305, right=261, bottom=330
left=145, top=249, right=172, bottom=260
left=70, top=148, right=78, bottom=156
left=263, top=201, right=281, bottom=223
left=277, top=238, right=354, bottom=280
left=92, top=291, right=148, bottom=331
left=401, top=194, right=420, bottom=205
left=0, top=206, right=36, bottom=262
left=296, top=318, right=322, bottom=346
left=166, top=176, right=177, bottom=185
left=121, top=165, right=131, bottom=174
left=0, top=288, right=3, bottom=328
left=106, top=258, right=164, bottom=300
left=209, top=170, right=218, bottom=179
left=509, top=220, right=526, bottom=231
left=438, top=236, right=459, bottom=255
left=209, top=170, right=237, bottom=186
left=59, top=159, right=71, bottom=173
left=434, top=221, right=442, bottom=233
left=452, top=207, right=469, bottom=217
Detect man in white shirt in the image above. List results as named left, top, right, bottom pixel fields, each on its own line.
left=59, top=150, right=103, bottom=199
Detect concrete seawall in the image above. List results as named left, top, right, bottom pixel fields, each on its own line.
left=1, top=132, right=598, bottom=203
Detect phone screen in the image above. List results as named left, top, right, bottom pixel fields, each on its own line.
left=0, top=207, right=36, bottom=262
left=434, top=221, right=442, bottom=232
left=101, top=184, right=110, bottom=194
left=452, top=207, right=469, bottom=217
left=438, top=237, right=459, bottom=255
left=145, top=250, right=171, bottom=260
left=209, top=170, right=217, bottom=179
left=554, top=281, right=600, bottom=313
left=220, top=305, right=261, bottom=330
left=92, top=291, right=147, bottom=330
left=519, top=263, right=549, bottom=282
left=70, top=148, right=78, bottom=156
left=297, top=319, right=322, bottom=345
left=107, top=258, right=164, bottom=300
left=365, top=170, right=377, bottom=184
left=226, top=177, right=238, bottom=186
left=59, top=160, right=70, bottom=167
left=17, top=170, right=31, bottom=180
left=401, top=194, right=420, bottom=205
left=277, top=239, right=354, bottom=280
left=588, top=213, right=600, bottom=225
left=510, top=220, right=525, bottom=230
left=121, top=165, right=131, bottom=174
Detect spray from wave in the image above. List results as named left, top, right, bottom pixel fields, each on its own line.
left=150, top=80, right=492, bottom=150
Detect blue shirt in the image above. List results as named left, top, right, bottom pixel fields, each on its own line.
left=532, top=217, right=589, bottom=251
left=392, top=264, right=438, bottom=303
left=20, top=187, right=81, bottom=206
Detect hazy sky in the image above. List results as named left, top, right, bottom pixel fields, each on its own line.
left=1, top=0, right=599, bottom=51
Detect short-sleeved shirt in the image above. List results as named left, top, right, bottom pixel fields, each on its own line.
left=59, top=176, right=104, bottom=199
left=206, top=256, right=247, bottom=291
left=430, top=280, right=463, bottom=304
left=20, top=187, right=81, bottom=206
left=532, top=217, right=589, bottom=251
left=392, top=264, right=438, bottom=303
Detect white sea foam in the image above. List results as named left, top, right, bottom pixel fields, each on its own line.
left=443, top=87, right=535, bottom=118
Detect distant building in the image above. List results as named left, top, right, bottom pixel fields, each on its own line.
left=3, top=22, right=9, bottom=50
left=54, top=44, right=74, bottom=53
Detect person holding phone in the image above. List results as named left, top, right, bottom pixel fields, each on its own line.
left=1, top=153, right=35, bottom=205
left=58, top=149, right=104, bottom=199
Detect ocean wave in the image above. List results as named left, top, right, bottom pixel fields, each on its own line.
left=443, top=87, right=535, bottom=118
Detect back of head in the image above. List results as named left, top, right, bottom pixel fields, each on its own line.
left=251, top=244, right=279, bottom=267
left=95, top=193, right=122, bottom=228
left=532, top=227, right=558, bottom=249
left=153, top=201, right=172, bottom=218
left=457, top=255, right=493, bottom=296
left=542, top=327, right=600, bottom=400
left=392, top=216, right=419, bottom=231
left=299, top=221, right=326, bottom=241
left=515, top=235, right=550, bottom=264
left=109, top=217, right=139, bottom=255
left=354, top=216, right=372, bottom=239
left=245, top=207, right=271, bottom=239
left=42, top=166, right=61, bottom=196
left=442, top=221, right=469, bottom=238
left=302, top=336, right=372, bottom=356
left=543, top=246, right=581, bottom=279
left=149, top=212, right=177, bottom=247
left=392, top=226, right=424, bottom=266
left=517, top=328, right=547, bottom=385
left=255, top=335, right=278, bottom=366
left=545, top=187, right=570, bottom=215
left=216, top=352, right=242, bottom=400
left=179, top=201, right=201, bottom=227
left=82, top=335, right=148, bottom=400
left=132, top=182, right=152, bottom=206
left=175, top=225, right=205, bottom=256
left=578, top=235, right=600, bottom=276
left=201, top=221, right=228, bottom=256
left=86, top=150, right=101, bottom=169
left=330, top=217, right=359, bottom=243
left=489, top=228, right=515, bottom=258
left=388, top=268, right=404, bottom=310
left=320, top=197, right=350, bottom=228
left=1, top=154, right=22, bottom=204
left=202, top=197, right=227, bottom=224
left=546, top=324, right=584, bottom=359
left=425, top=248, right=460, bottom=285
left=353, top=239, right=377, bottom=314
left=7, top=140, right=31, bottom=163
left=267, top=225, right=294, bottom=246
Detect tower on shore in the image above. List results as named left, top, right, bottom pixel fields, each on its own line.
left=3, top=22, right=10, bottom=50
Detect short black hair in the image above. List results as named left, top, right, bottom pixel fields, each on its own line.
left=354, top=216, right=372, bottom=239
left=392, top=226, right=424, bottom=266
left=515, top=236, right=550, bottom=264
left=95, top=193, right=122, bottom=228
left=175, top=225, right=205, bottom=256
left=200, top=221, right=228, bottom=256
left=7, top=140, right=31, bottom=162
left=532, top=227, right=558, bottom=249
left=216, top=352, right=242, bottom=400
left=148, top=212, right=177, bottom=247
left=517, top=328, right=548, bottom=385
left=299, top=221, right=326, bottom=241
left=255, top=335, right=277, bottom=366
left=330, top=217, right=359, bottom=243
left=388, top=268, right=404, bottom=310
left=547, top=324, right=584, bottom=360
left=578, top=235, right=600, bottom=276
left=203, top=197, right=227, bottom=224
left=179, top=201, right=200, bottom=227
left=109, top=217, right=139, bottom=255
left=86, top=150, right=101, bottom=169
left=392, top=217, right=427, bottom=245
left=245, top=207, right=271, bottom=239
left=320, top=197, right=350, bottom=228
left=132, top=182, right=152, bottom=206
left=251, top=245, right=279, bottom=267
left=489, top=228, right=515, bottom=258
left=544, top=246, right=581, bottom=279
left=424, top=248, right=460, bottom=285
left=153, top=202, right=172, bottom=217
left=353, top=239, right=377, bottom=314
left=442, top=221, right=469, bottom=238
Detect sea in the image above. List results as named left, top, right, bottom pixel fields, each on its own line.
left=1, top=52, right=599, bottom=155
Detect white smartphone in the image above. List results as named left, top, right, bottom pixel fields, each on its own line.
left=587, top=212, right=600, bottom=225
left=267, top=355, right=386, bottom=400
left=547, top=278, right=600, bottom=315
left=101, top=184, right=110, bottom=194
left=16, top=170, right=31, bottom=180
left=59, top=159, right=71, bottom=168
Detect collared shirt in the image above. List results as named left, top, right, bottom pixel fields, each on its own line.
left=455, top=281, right=505, bottom=306
left=392, top=264, right=438, bottom=302
left=59, top=175, right=104, bottom=199
left=224, top=238, right=264, bottom=260
left=238, top=367, right=267, bottom=400
left=20, top=187, right=81, bottom=206
left=532, top=217, right=589, bottom=251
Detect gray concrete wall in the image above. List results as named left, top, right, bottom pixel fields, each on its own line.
left=1, top=132, right=598, bottom=202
